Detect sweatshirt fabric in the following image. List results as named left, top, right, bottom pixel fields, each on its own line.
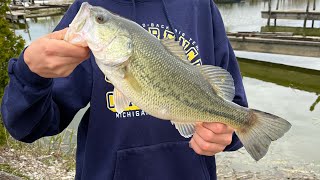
left=1, top=0, right=248, bottom=179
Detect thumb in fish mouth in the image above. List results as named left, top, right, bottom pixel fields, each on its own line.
left=64, top=28, right=89, bottom=48
left=64, top=3, right=93, bottom=47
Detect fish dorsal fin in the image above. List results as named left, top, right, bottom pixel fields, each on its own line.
left=161, top=38, right=189, bottom=64
left=171, top=121, right=195, bottom=138
left=197, top=65, right=235, bottom=101
left=113, top=88, right=131, bottom=113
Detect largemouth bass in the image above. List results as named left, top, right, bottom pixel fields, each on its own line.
left=65, top=2, right=291, bottom=161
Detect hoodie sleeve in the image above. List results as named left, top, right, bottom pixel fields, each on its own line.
left=210, top=1, right=248, bottom=151
left=0, top=0, right=92, bottom=143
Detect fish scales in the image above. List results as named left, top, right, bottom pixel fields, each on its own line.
left=118, top=21, right=248, bottom=126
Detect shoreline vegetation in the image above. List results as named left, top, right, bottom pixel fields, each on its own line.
left=0, top=0, right=30, bottom=177
left=0, top=128, right=77, bottom=179
left=1, top=131, right=320, bottom=179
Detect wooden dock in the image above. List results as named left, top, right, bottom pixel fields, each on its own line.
left=6, top=3, right=70, bottom=22
left=9, top=3, right=71, bottom=11
left=6, top=11, right=26, bottom=22
left=228, top=32, right=320, bottom=58
left=263, top=0, right=319, bottom=28
left=261, top=10, right=320, bottom=20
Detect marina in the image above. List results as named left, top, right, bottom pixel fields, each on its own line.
left=6, top=3, right=70, bottom=22
left=5, top=11, right=26, bottom=22
left=9, top=3, right=70, bottom=11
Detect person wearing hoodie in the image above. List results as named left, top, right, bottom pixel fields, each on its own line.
left=1, top=0, right=247, bottom=179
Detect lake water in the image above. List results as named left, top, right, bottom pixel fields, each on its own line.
left=13, top=0, right=320, bottom=178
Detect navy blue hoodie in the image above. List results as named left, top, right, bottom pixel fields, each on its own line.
left=1, top=0, right=248, bottom=179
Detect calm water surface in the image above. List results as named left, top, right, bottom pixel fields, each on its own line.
left=14, top=0, right=320, bottom=178
left=218, top=0, right=320, bottom=31
left=217, top=1, right=320, bottom=177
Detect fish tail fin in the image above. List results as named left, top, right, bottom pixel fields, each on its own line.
left=236, top=109, right=291, bottom=161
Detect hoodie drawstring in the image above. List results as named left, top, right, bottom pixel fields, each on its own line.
left=130, top=0, right=179, bottom=41
left=131, top=0, right=136, bottom=21
left=161, top=0, right=179, bottom=41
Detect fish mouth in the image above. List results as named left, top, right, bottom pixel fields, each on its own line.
left=64, top=2, right=92, bottom=46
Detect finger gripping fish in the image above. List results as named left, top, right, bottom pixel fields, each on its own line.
left=65, top=2, right=291, bottom=161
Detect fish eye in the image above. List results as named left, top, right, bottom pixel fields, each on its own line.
left=95, top=14, right=107, bottom=24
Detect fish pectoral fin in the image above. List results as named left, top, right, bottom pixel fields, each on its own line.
left=124, top=69, right=143, bottom=94
left=197, top=65, right=235, bottom=101
left=113, top=88, right=131, bottom=113
left=171, top=121, right=195, bottom=138
left=161, top=38, right=189, bottom=64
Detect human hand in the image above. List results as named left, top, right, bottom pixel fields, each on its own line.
left=24, top=28, right=90, bottom=78
left=190, top=122, right=234, bottom=156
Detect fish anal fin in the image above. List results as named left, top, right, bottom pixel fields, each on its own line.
left=171, top=121, right=195, bottom=138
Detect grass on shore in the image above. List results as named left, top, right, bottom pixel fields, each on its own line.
left=0, top=163, right=30, bottom=179
left=0, top=128, right=77, bottom=179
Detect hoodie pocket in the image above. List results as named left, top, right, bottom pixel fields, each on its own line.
left=113, top=141, right=210, bottom=180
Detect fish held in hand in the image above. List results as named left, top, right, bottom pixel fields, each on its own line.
left=65, top=2, right=291, bottom=161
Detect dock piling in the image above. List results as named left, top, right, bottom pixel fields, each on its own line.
left=312, top=0, right=316, bottom=28
left=304, top=0, right=310, bottom=28
left=267, top=0, right=271, bottom=26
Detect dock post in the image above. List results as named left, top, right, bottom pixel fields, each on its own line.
left=274, top=0, right=280, bottom=26
left=312, top=0, right=316, bottom=28
left=304, top=0, right=310, bottom=28
left=267, top=0, right=271, bottom=26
